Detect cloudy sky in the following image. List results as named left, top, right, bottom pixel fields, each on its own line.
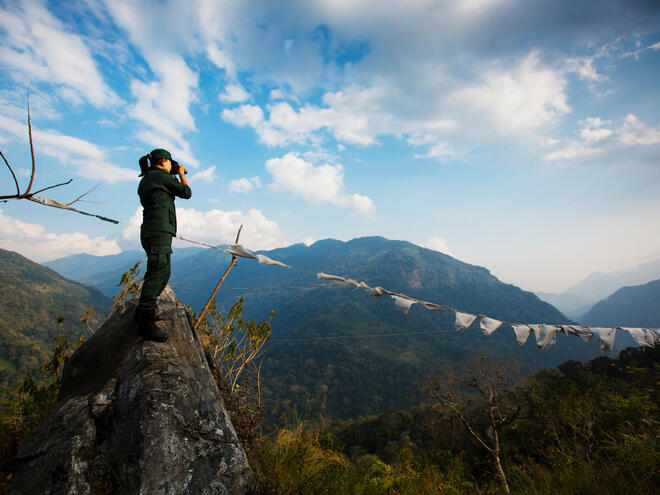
left=0, top=0, right=659, bottom=293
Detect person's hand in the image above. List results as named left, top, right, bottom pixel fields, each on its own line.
left=177, top=164, right=188, bottom=175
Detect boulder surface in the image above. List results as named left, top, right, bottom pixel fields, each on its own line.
left=10, top=287, right=253, bottom=494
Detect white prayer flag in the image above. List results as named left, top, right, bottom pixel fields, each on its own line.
left=318, top=272, right=346, bottom=282
left=225, top=244, right=258, bottom=260
left=591, top=327, right=616, bottom=353
left=531, top=324, right=558, bottom=350
left=455, top=311, right=478, bottom=330
left=559, top=325, right=594, bottom=342
left=256, top=254, right=291, bottom=269
left=391, top=295, right=416, bottom=314
left=480, top=317, right=503, bottom=336
left=511, top=324, right=532, bottom=345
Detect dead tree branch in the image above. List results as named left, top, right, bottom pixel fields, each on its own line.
left=194, top=224, right=244, bottom=336
left=1, top=95, right=118, bottom=223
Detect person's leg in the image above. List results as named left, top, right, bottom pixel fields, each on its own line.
left=138, top=233, right=173, bottom=311
left=136, top=233, right=173, bottom=342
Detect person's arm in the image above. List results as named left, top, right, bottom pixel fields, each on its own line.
left=165, top=164, right=192, bottom=199
left=178, top=165, right=190, bottom=188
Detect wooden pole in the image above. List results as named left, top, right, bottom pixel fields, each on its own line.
left=194, top=225, right=243, bottom=335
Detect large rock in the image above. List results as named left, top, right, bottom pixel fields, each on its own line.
left=10, top=287, right=254, bottom=494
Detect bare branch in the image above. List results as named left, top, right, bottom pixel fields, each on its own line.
left=25, top=90, right=36, bottom=195
left=0, top=151, right=21, bottom=196
left=194, top=224, right=244, bottom=334
left=66, top=184, right=99, bottom=206
left=446, top=401, right=494, bottom=453
left=28, top=179, right=74, bottom=197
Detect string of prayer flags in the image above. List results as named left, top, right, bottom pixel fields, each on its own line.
left=28, top=196, right=119, bottom=224
left=224, top=244, right=290, bottom=268
left=174, top=238, right=290, bottom=269
left=316, top=271, right=660, bottom=353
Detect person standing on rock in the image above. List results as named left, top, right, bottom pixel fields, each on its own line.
left=134, top=149, right=191, bottom=342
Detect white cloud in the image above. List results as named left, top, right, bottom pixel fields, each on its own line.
left=0, top=113, right=135, bottom=183
left=224, top=86, right=457, bottom=151
left=206, top=43, right=236, bottom=79
left=579, top=117, right=613, bottom=142
left=619, top=114, right=660, bottom=146
left=565, top=56, right=604, bottom=83
left=222, top=51, right=567, bottom=160
left=0, top=0, right=120, bottom=107
left=219, top=84, right=249, bottom=103
left=228, top=176, right=261, bottom=193
left=543, top=141, right=601, bottom=161
left=189, top=166, right=216, bottom=183
left=412, top=140, right=457, bottom=162
left=544, top=114, right=660, bottom=162
left=128, top=54, right=199, bottom=165
left=0, top=210, right=121, bottom=262
left=422, top=236, right=454, bottom=257
left=102, top=1, right=200, bottom=166
left=0, top=90, right=60, bottom=121
left=453, top=52, right=570, bottom=134
left=265, top=152, right=374, bottom=215
left=122, top=205, right=285, bottom=250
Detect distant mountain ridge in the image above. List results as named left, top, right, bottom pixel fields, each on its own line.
left=48, top=236, right=612, bottom=419
left=537, top=258, right=660, bottom=319
left=581, top=279, right=660, bottom=327
left=0, top=249, right=112, bottom=386
left=567, top=259, right=660, bottom=301
left=42, top=236, right=631, bottom=419
left=44, top=246, right=206, bottom=297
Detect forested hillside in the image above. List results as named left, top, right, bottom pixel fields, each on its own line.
left=42, top=237, right=636, bottom=419
left=172, top=237, right=604, bottom=419
left=0, top=249, right=112, bottom=386
left=260, top=346, right=659, bottom=494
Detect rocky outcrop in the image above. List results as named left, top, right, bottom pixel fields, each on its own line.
left=10, top=287, right=253, bottom=494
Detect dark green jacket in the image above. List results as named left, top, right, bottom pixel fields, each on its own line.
left=138, top=169, right=192, bottom=235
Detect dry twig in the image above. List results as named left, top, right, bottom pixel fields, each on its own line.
left=194, top=224, right=244, bottom=335
left=1, top=95, right=118, bottom=223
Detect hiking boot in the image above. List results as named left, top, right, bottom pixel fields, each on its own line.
left=136, top=308, right=168, bottom=342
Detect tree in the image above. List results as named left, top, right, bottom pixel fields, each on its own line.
left=425, top=357, right=521, bottom=494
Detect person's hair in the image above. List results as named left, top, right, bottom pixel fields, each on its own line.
left=138, top=152, right=170, bottom=176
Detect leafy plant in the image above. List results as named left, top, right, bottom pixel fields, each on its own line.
left=111, top=261, right=143, bottom=313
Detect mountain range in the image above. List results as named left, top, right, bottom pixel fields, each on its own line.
left=43, top=236, right=621, bottom=419
left=581, top=279, right=660, bottom=327
left=0, top=249, right=112, bottom=386
left=536, top=258, right=660, bottom=320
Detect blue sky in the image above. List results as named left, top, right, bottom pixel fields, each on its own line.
left=0, top=0, right=659, bottom=293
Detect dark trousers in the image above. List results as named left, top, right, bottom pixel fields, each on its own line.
left=138, top=232, right=173, bottom=311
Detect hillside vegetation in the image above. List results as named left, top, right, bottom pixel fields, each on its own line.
left=44, top=237, right=615, bottom=420
left=0, top=249, right=112, bottom=386
left=260, top=346, right=659, bottom=494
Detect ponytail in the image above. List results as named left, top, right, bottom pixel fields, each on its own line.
left=138, top=153, right=151, bottom=177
